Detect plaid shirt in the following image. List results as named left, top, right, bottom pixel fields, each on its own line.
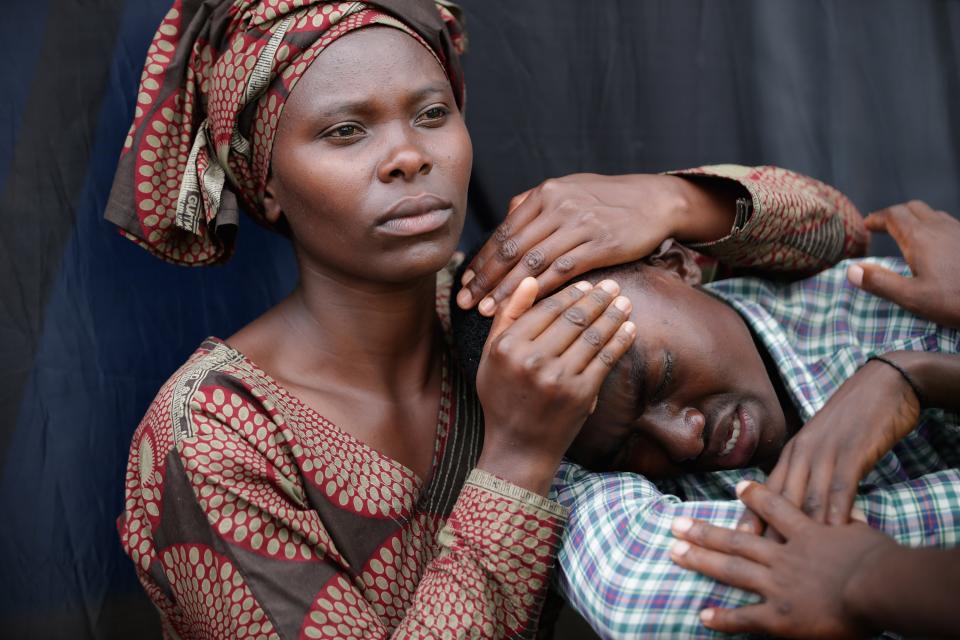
left=550, top=258, right=960, bottom=639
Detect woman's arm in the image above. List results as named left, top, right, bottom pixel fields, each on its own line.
left=457, top=165, right=866, bottom=315
left=122, top=403, right=569, bottom=638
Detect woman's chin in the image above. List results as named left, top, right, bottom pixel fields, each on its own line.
left=375, top=239, right=460, bottom=283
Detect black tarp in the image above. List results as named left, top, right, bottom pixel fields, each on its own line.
left=1, top=1, right=958, bottom=638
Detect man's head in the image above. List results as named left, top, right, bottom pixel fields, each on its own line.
left=452, top=240, right=791, bottom=478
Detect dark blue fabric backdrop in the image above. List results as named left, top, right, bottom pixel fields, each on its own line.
left=1, top=1, right=958, bottom=638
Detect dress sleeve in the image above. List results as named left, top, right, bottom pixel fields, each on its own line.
left=550, top=462, right=960, bottom=639
left=119, top=388, right=566, bottom=639
left=669, top=165, right=867, bottom=274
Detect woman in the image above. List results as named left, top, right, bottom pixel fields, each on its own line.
left=106, top=1, right=867, bottom=637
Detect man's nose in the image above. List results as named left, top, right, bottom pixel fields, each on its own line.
left=377, top=129, right=432, bottom=182
left=643, top=406, right=706, bottom=462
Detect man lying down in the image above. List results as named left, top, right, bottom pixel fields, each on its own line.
left=451, top=239, right=960, bottom=639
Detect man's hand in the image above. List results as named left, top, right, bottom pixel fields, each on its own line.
left=848, top=201, right=960, bottom=329
left=670, top=481, right=896, bottom=639
left=737, top=355, right=920, bottom=535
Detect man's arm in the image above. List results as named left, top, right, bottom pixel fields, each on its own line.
left=551, top=462, right=960, bottom=639
left=672, top=481, right=960, bottom=639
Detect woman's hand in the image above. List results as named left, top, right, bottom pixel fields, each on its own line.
left=738, top=355, right=920, bottom=534
left=848, top=201, right=960, bottom=329
left=671, top=481, right=896, bottom=639
left=456, top=173, right=740, bottom=316
left=474, top=277, right=636, bottom=495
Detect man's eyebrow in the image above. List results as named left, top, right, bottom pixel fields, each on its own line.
left=313, top=83, right=451, bottom=118
left=628, top=345, right=648, bottom=412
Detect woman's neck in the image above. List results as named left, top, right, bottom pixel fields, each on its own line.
left=291, top=263, right=440, bottom=388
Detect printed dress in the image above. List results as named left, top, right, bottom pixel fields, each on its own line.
left=118, top=278, right=568, bottom=639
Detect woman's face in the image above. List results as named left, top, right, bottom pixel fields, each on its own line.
left=265, top=27, right=472, bottom=285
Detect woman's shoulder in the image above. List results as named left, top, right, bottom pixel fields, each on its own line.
left=131, top=337, right=279, bottom=456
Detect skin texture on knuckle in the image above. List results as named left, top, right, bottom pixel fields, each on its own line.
left=581, top=327, right=603, bottom=347
left=597, top=348, right=616, bottom=368
left=496, top=238, right=520, bottom=262
left=522, top=352, right=545, bottom=374
left=469, top=269, right=490, bottom=293
left=563, top=306, right=588, bottom=327
left=588, top=289, right=611, bottom=306
left=536, top=296, right=562, bottom=314
left=522, top=248, right=546, bottom=273
left=553, top=255, right=576, bottom=274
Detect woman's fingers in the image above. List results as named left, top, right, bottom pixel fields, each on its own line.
left=476, top=232, right=592, bottom=316
left=485, top=277, right=541, bottom=352
left=736, top=481, right=811, bottom=539
left=533, top=279, right=620, bottom=355
left=501, top=280, right=593, bottom=343
left=580, top=320, right=635, bottom=388
left=671, top=517, right=777, bottom=565
left=530, top=243, right=608, bottom=306
left=562, top=294, right=632, bottom=374
left=459, top=190, right=546, bottom=309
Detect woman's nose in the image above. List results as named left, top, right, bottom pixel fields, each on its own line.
left=643, top=406, right=706, bottom=463
left=377, top=133, right=432, bottom=182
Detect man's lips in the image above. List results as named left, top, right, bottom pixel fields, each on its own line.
left=702, top=404, right=759, bottom=468
left=376, top=193, right=454, bottom=237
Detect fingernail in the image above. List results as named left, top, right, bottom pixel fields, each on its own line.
left=738, top=523, right=754, bottom=532
left=672, top=517, right=693, bottom=533
left=735, top=480, right=751, bottom=497
left=574, top=281, right=593, bottom=292
left=671, top=540, right=690, bottom=557
left=598, top=279, right=619, bottom=295
left=614, top=295, right=631, bottom=311
left=700, top=609, right=715, bottom=623
left=479, top=297, right=496, bottom=316
left=461, top=269, right=475, bottom=286
left=623, top=321, right=636, bottom=335
left=456, top=289, right=472, bottom=308
left=847, top=264, right=864, bottom=288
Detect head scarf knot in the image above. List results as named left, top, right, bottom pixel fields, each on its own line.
left=105, top=0, right=465, bottom=265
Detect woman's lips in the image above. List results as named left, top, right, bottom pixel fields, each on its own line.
left=377, top=193, right=454, bottom=236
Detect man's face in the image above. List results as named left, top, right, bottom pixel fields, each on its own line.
left=569, top=265, right=790, bottom=477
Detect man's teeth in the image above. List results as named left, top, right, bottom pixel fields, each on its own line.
left=720, top=413, right=742, bottom=457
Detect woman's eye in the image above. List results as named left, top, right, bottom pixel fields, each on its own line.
left=325, top=124, right=364, bottom=139
left=417, top=106, right=449, bottom=124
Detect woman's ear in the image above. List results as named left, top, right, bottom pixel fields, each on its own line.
left=262, top=175, right=284, bottom=225
left=644, top=238, right=702, bottom=285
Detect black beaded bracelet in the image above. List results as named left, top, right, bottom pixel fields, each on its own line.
left=866, top=354, right=925, bottom=407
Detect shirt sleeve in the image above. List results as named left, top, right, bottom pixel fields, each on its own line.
left=668, top=165, right=867, bottom=275
left=119, top=388, right=567, bottom=639
left=550, top=462, right=960, bottom=639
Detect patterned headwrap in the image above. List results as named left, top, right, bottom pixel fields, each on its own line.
left=105, top=0, right=465, bottom=266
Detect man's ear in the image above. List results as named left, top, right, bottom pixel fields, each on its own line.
left=262, top=174, right=284, bottom=225
left=644, top=238, right=702, bottom=285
